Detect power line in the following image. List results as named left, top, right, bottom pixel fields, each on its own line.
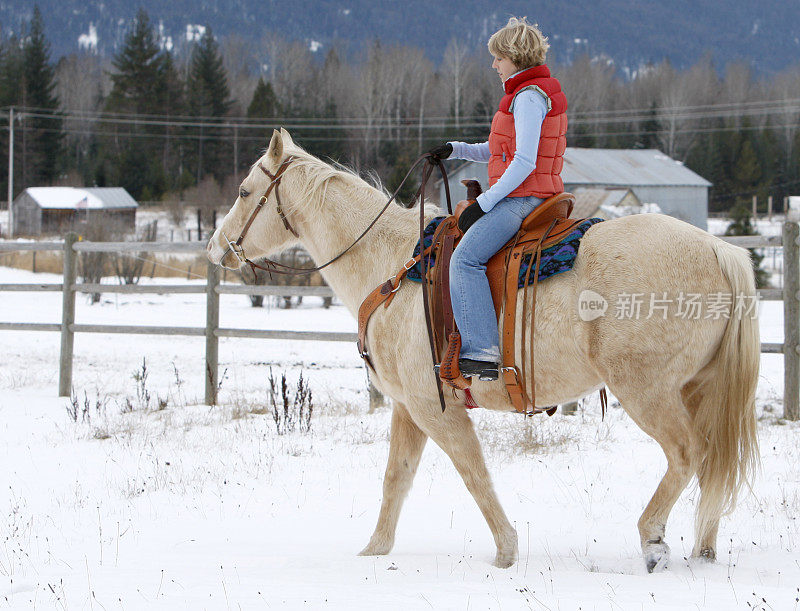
left=2, top=97, right=799, bottom=129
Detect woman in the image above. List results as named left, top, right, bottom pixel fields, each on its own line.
left=430, top=17, right=568, bottom=381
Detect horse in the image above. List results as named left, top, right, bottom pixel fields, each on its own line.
left=207, top=128, right=760, bottom=572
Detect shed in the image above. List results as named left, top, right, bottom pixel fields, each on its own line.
left=12, top=187, right=138, bottom=236
left=572, top=187, right=641, bottom=219
left=434, top=148, right=711, bottom=229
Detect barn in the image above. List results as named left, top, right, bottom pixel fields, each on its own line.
left=11, top=187, right=138, bottom=236
left=435, top=148, right=711, bottom=229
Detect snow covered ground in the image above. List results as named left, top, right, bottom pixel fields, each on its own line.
left=0, top=265, right=798, bottom=610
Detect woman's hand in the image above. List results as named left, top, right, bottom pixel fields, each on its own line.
left=455, top=199, right=485, bottom=233
left=427, top=143, right=453, bottom=160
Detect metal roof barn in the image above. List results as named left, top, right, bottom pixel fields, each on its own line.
left=435, top=148, right=711, bottom=230
left=11, top=187, right=138, bottom=236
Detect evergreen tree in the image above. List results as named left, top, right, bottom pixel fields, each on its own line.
left=21, top=6, right=63, bottom=187
left=187, top=27, right=232, bottom=183
left=106, top=10, right=167, bottom=114
left=245, top=78, right=282, bottom=166
left=246, top=78, right=281, bottom=119
left=635, top=102, right=661, bottom=150
left=160, top=52, right=188, bottom=190
left=103, top=10, right=172, bottom=199
left=733, top=139, right=761, bottom=195
left=725, top=204, right=769, bottom=288
left=0, top=35, right=23, bottom=201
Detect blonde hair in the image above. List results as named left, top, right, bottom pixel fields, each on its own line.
left=488, top=17, right=549, bottom=70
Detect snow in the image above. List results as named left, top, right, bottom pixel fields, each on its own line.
left=0, top=263, right=799, bottom=609
left=77, top=24, right=98, bottom=53
left=185, top=25, right=206, bottom=43
left=24, top=187, right=111, bottom=210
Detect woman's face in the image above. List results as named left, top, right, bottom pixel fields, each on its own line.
left=491, top=55, right=518, bottom=82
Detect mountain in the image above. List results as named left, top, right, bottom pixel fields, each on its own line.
left=4, top=0, right=800, bottom=75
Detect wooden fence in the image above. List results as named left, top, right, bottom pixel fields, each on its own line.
left=0, top=228, right=798, bottom=418
left=0, top=234, right=350, bottom=405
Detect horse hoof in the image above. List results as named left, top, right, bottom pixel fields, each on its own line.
left=494, top=541, right=518, bottom=568
left=494, top=551, right=517, bottom=569
left=697, top=547, right=716, bottom=562
left=643, top=539, right=670, bottom=573
left=358, top=538, right=392, bottom=557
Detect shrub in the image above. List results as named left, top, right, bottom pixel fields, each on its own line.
left=269, top=368, right=313, bottom=435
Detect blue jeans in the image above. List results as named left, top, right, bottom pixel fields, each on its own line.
left=449, top=195, right=544, bottom=362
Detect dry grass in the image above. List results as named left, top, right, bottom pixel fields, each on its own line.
left=0, top=250, right=65, bottom=275
left=475, top=411, right=582, bottom=458
left=0, top=250, right=218, bottom=280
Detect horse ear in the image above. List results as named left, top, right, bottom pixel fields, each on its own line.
left=267, top=129, right=283, bottom=162
left=280, top=127, right=294, bottom=145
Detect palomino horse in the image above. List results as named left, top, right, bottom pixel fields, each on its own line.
left=208, top=129, right=760, bottom=571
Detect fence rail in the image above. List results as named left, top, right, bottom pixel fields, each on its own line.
left=0, top=228, right=798, bottom=418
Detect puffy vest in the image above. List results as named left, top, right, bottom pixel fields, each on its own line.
left=487, top=65, right=568, bottom=198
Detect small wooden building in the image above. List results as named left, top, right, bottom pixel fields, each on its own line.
left=12, top=187, right=138, bottom=236
left=572, top=187, right=642, bottom=218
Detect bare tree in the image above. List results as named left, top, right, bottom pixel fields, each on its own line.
left=114, top=220, right=158, bottom=285
left=557, top=54, right=618, bottom=147
left=442, top=38, right=475, bottom=132
left=720, top=61, right=756, bottom=130
left=54, top=53, right=108, bottom=172
left=77, top=216, right=125, bottom=304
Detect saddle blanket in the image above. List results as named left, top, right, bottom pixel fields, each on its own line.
left=406, top=216, right=604, bottom=286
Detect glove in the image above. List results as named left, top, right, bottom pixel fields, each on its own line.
left=457, top=200, right=485, bottom=233
left=428, top=143, right=453, bottom=160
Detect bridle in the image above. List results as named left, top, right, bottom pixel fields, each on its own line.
left=219, top=149, right=454, bottom=413
left=221, top=156, right=297, bottom=267
left=220, top=152, right=453, bottom=279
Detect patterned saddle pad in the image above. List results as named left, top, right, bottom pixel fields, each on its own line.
left=406, top=216, right=604, bottom=286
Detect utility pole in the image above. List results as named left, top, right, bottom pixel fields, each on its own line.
left=233, top=124, right=239, bottom=179
left=7, top=107, right=13, bottom=238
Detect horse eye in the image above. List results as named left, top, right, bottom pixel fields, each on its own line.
left=240, top=188, right=250, bottom=198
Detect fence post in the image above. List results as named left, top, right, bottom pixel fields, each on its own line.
left=561, top=401, right=578, bottom=416
left=783, top=221, right=800, bottom=420
left=58, top=233, right=78, bottom=396
left=205, top=261, right=220, bottom=405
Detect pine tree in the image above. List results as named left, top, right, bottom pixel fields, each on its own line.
left=187, top=27, right=232, bottom=183
left=21, top=6, right=62, bottom=187
left=0, top=35, right=23, bottom=201
left=103, top=10, right=172, bottom=199
left=246, top=78, right=281, bottom=119
left=106, top=10, right=167, bottom=115
left=160, top=52, right=188, bottom=190
left=245, top=78, right=281, bottom=163
left=636, top=102, right=661, bottom=150
left=725, top=204, right=769, bottom=288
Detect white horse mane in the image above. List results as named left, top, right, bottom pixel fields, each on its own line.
left=274, top=144, right=400, bottom=216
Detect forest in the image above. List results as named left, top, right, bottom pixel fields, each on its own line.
left=2, top=7, right=798, bottom=214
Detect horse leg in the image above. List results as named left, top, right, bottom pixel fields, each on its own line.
left=617, top=389, right=697, bottom=572
left=359, top=402, right=427, bottom=557
left=681, top=381, right=719, bottom=561
left=405, top=398, right=518, bottom=568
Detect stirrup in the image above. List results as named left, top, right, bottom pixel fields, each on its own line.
left=438, top=332, right=471, bottom=390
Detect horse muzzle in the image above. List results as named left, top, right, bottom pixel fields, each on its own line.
left=207, top=231, right=243, bottom=270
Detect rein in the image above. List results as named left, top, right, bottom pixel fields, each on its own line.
left=222, top=153, right=453, bottom=278
left=223, top=150, right=454, bottom=413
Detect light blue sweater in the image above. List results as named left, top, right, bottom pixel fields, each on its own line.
left=448, top=88, right=548, bottom=212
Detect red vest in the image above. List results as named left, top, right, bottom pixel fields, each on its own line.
left=487, top=65, right=568, bottom=198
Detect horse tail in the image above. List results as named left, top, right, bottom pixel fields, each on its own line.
left=690, top=239, right=760, bottom=551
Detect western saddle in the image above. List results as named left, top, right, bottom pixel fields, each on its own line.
left=358, top=181, right=607, bottom=416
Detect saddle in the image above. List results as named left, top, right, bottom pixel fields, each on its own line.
left=357, top=182, right=607, bottom=415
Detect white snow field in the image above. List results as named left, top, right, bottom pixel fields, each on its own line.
left=0, top=265, right=797, bottom=610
